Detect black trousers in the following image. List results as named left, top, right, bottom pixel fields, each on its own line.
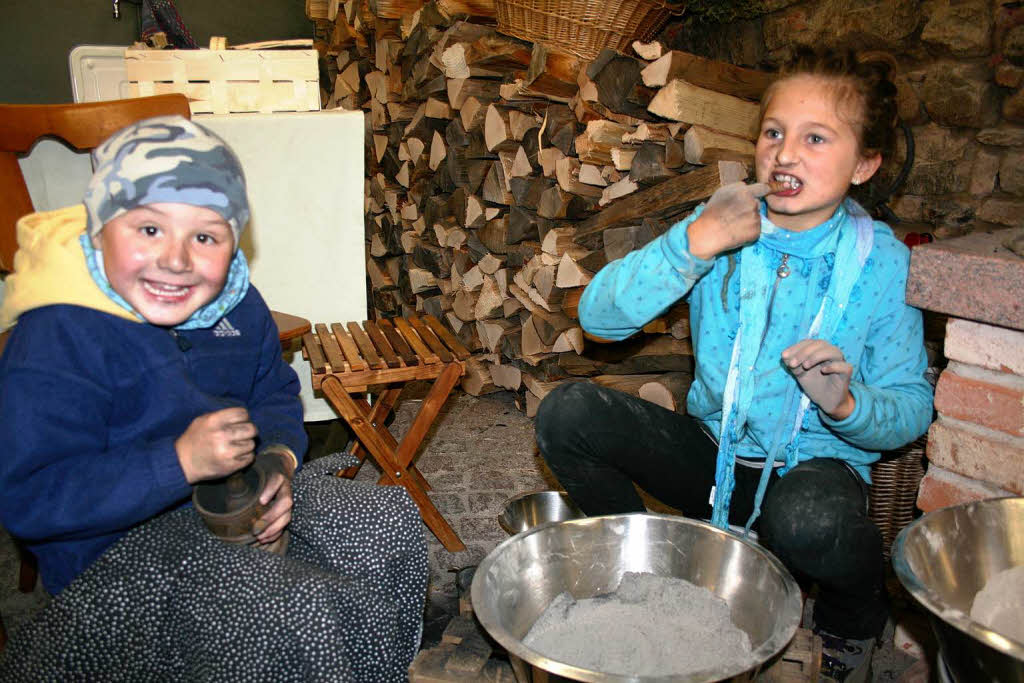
left=535, top=382, right=889, bottom=639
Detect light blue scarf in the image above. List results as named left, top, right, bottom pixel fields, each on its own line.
left=81, top=233, right=250, bottom=330
left=711, top=198, right=875, bottom=533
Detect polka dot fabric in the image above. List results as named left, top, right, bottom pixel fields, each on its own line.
left=0, top=454, right=428, bottom=682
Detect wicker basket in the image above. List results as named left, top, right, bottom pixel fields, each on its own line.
left=869, top=436, right=926, bottom=561
left=495, top=0, right=686, bottom=60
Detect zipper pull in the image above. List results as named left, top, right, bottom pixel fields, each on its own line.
left=777, top=254, right=791, bottom=278
left=170, top=330, right=192, bottom=352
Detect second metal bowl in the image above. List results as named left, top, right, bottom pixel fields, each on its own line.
left=498, top=490, right=584, bottom=535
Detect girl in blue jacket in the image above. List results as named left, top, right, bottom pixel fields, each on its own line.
left=536, top=50, right=932, bottom=682
left=0, top=117, right=425, bottom=681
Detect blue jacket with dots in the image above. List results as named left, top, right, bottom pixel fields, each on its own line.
left=579, top=202, right=933, bottom=481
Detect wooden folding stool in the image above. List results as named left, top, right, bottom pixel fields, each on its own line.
left=302, top=314, right=471, bottom=552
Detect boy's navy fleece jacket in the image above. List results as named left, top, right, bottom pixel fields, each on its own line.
left=579, top=202, right=933, bottom=480
left=0, top=206, right=307, bottom=595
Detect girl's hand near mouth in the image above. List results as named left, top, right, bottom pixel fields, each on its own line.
left=685, top=181, right=779, bottom=260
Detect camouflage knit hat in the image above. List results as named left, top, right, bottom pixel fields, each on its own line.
left=83, top=115, right=249, bottom=249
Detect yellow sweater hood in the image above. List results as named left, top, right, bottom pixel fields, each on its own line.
left=0, top=205, right=141, bottom=331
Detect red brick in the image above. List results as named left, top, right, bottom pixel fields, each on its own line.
left=934, top=369, right=1024, bottom=437
left=944, top=318, right=1024, bottom=375
left=907, top=230, right=1024, bottom=329
left=916, top=465, right=1013, bottom=513
left=926, top=419, right=1024, bottom=494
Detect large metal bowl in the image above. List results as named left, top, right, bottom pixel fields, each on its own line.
left=471, top=513, right=803, bottom=682
left=892, top=496, right=1024, bottom=682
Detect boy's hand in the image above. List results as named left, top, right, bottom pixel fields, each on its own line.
left=782, top=340, right=856, bottom=420
left=175, top=407, right=257, bottom=484
left=252, top=450, right=295, bottom=544
left=686, top=181, right=775, bottom=260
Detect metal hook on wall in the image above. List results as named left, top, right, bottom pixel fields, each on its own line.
left=113, top=0, right=120, bottom=19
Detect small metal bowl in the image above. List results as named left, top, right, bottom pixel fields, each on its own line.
left=498, top=490, right=584, bottom=535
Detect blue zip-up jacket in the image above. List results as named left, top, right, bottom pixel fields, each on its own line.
left=0, top=208, right=307, bottom=595
left=579, top=202, right=933, bottom=480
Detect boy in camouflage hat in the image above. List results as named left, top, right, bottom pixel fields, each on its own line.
left=1, top=114, right=301, bottom=590
left=0, top=116, right=428, bottom=680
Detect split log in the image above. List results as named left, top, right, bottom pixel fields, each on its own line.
left=610, top=147, right=637, bottom=171
left=489, top=362, right=522, bottom=390
left=631, top=40, right=665, bottom=61
left=524, top=43, right=583, bottom=101
left=461, top=356, right=500, bottom=395
left=440, top=33, right=532, bottom=79
left=537, top=185, right=592, bottom=220
left=642, top=301, right=690, bottom=339
left=425, top=96, right=453, bottom=119
left=587, top=50, right=653, bottom=117
left=429, top=130, right=447, bottom=170
left=481, top=160, right=514, bottom=204
left=592, top=373, right=661, bottom=397
left=540, top=104, right=577, bottom=155
left=558, top=336, right=694, bottom=376
left=574, top=160, right=747, bottom=239
left=474, top=275, right=504, bottom=319
left=602, top=221, right=660, bottom=260
left=575, top=120, right=636, bottom=166
left=638, top=372, right=693, bottom=413
left=477, top=318, right=520, bottom=353
left=537, top=147, right=565, bottom=177
left=453, top=288, right=479, bottom=321
left=600, top=177, right=640, bottom=206
left=648, top=80, right=761, bottom=140
left=540, top=226, right=575, bottom=257
left=629, top=142, right=677, bottom=185
left=484, top=104, right=518, bottom=152
left=683, top=125, right=756, bottom=165
left=561, top=286, right=585, bottom=319
left=435, top=0, right=498, bottom=20
left=640, top=50, right=773, bottom=101
left=555, top=251, right=592, bottom=288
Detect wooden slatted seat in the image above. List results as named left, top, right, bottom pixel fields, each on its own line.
left=303, top=314, right=471, bottom=552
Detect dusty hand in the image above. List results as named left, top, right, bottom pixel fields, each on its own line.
left=175, top=407, right=257, bottom=484
left=685, top=181, right=775, bottom=260
left=251, top=450, right=295, bottom=544
left=781, top=339, right=855, bottom=420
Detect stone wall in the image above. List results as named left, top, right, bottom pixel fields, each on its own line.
left=661, top=0, right=1024, bottom=238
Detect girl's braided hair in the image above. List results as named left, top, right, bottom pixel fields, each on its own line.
left=760, top=48, right=900, bottom=159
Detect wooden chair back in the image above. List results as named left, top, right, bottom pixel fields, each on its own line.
left=0, top=94, right=191, bottom=273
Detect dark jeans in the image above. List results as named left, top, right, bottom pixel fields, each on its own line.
left=535, top=382, right=889, bottom=640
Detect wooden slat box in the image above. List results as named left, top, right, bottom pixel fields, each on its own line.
left=124, top=40, right=320, bottom=116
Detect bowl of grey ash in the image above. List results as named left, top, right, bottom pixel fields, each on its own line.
left=472, top=512, right=802, bottom=682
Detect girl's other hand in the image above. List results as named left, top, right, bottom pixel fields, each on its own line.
left=686, top=181, right=775, bottom=260
left=782, top=339, right=856, bottom=420
left=175, top=407, right=257, bottom=483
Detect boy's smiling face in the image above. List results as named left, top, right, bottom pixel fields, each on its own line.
left=93, top=202, right=234, bottom=327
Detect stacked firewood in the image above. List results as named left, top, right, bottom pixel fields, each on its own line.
left=311, top=0, right=773, bottom=414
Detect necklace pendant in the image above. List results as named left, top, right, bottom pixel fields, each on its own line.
left=777, top=254, right=791, bottom=278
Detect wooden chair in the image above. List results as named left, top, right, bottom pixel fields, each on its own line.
left=303, top=314, right=471, bottom=552
left=0, top=95, right=193, bottom=597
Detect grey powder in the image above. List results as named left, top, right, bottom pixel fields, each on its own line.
left=523, top=572, right=756, bottom=677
